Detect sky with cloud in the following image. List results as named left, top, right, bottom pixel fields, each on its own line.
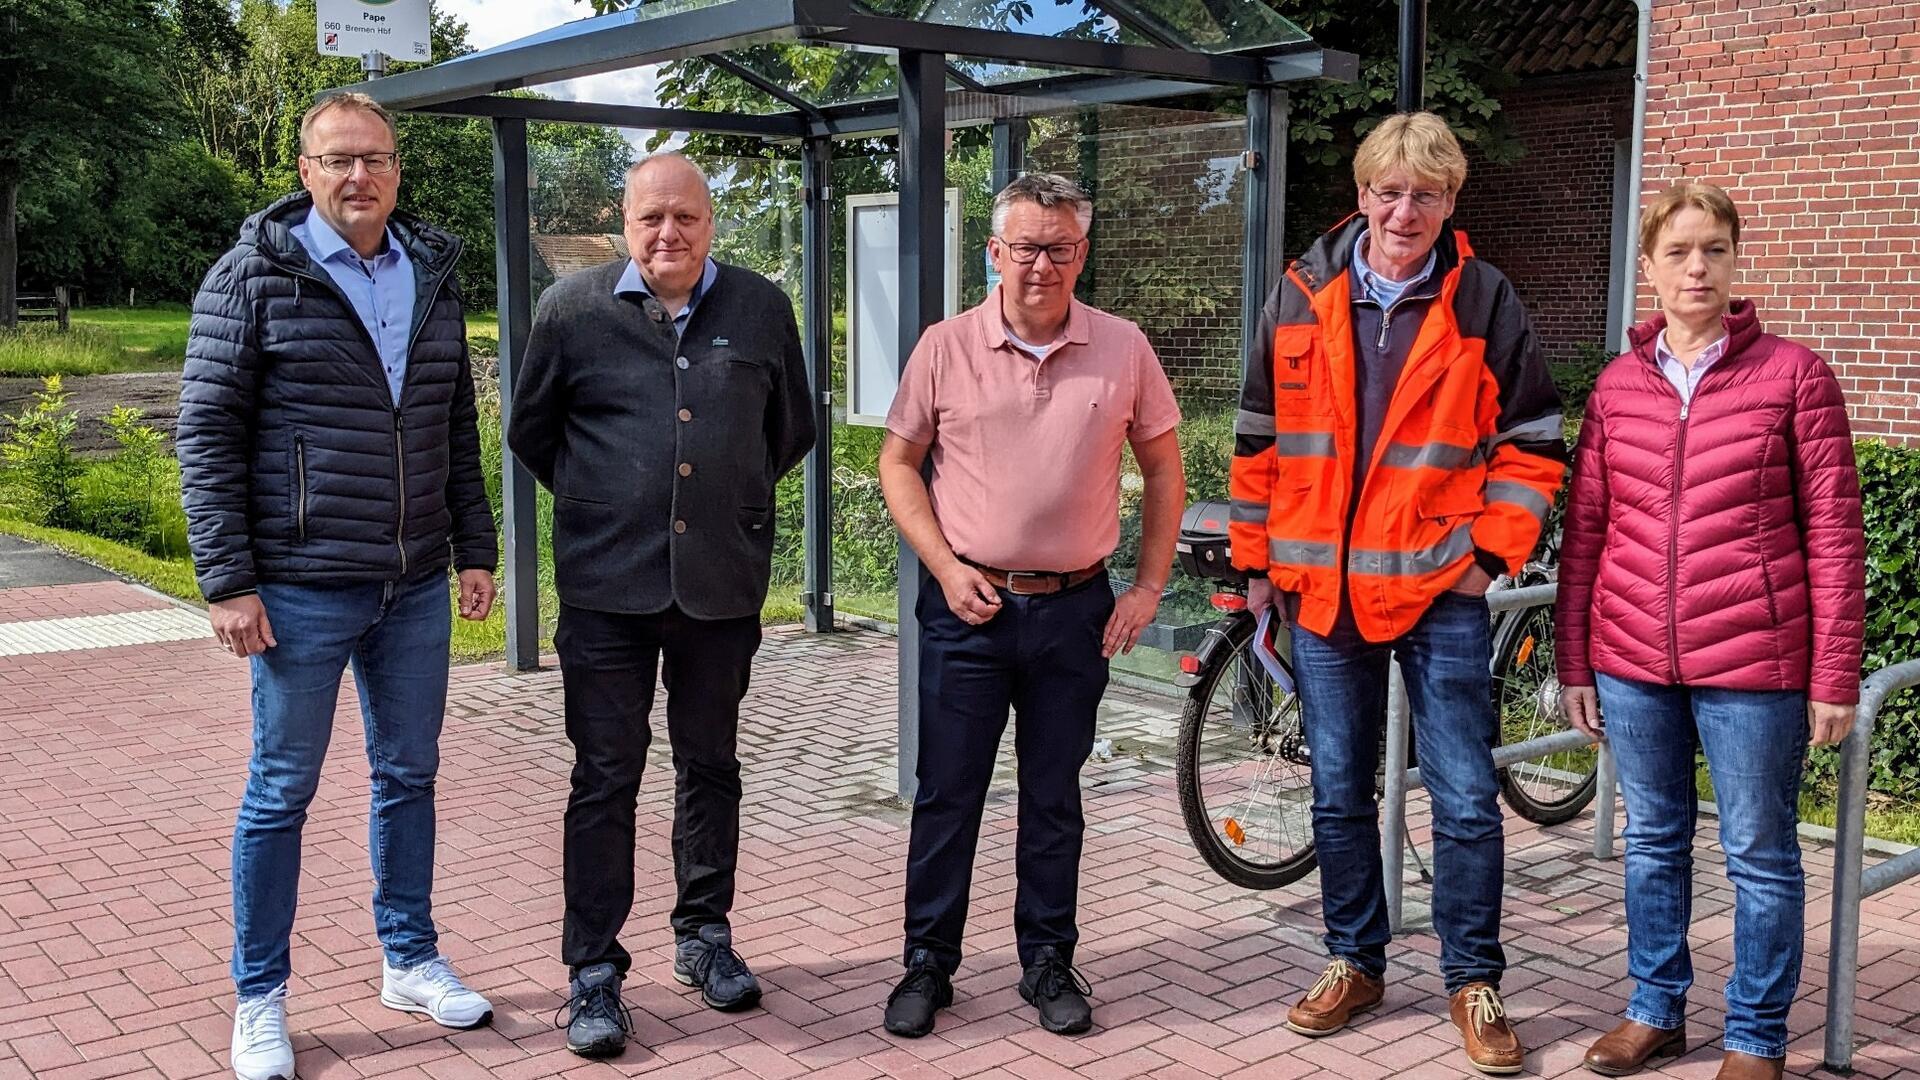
left=432, top=0, right=664, bottom=141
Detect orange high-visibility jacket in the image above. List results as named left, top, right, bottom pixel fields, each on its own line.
left=1229, top=216, right=1568, bottom=642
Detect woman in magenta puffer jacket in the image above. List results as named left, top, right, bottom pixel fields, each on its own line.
left=1555, top=182, right=1865, bottom=1080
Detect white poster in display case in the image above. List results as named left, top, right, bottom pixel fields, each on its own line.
left=844, top=189, right=964, bottom=427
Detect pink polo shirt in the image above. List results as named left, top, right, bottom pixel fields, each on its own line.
left=886, top=289, right=1181, bottom=573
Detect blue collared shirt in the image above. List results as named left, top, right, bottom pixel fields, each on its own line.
left=1352, top=229, right=1437, bottom=311
left=293, top=211, right=415, bottom=404
left=615, top=258, right=719, bottom=338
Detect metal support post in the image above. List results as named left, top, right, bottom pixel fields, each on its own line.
left=1592, top=738, right=1617, bottom=859
left=1397, top=0, right=1426, bottom=111
left=1241, top=87, right=1289, bottom=374
left=895, top=49, right=947, bottom=801
left=800, top=137, right=835, bottom=633
left=1382, top=657, right=1411, bottom=935
left=990, top=116, right=1027, bottom=194
left=490, top=117, right=540, bottom=671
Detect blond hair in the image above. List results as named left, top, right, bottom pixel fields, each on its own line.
left=1353, top=111, right=1468, bottom=194
left=301, top=92, right=397, bottom=154
left=1638, top=181, right=1741, bottom=257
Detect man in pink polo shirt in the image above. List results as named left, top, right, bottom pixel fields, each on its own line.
left=877, top=172, right=1185, bottom=1039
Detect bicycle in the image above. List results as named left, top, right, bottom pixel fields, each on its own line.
left=1171, top=501, right=1595, bottom=891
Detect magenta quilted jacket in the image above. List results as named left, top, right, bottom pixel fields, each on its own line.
left=1555, top=301, right=1866, bottom=704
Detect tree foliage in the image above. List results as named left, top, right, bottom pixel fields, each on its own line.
left=7, top=0, right=637, bottom=308
left=0, top=0, right=180, bottom=324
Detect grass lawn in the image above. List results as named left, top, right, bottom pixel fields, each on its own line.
left=2, top=306, right=503, bottom=377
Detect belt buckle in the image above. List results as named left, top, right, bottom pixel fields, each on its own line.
left=1004, top=570, right=1050, bottom=596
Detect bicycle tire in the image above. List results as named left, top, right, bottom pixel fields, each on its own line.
left=1176, top=612, right=1319, bottom=890
left=1492, top=599, right=1597, bottom=825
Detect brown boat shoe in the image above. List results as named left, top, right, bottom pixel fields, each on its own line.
left=1284, top=958, right=1383, bottom=1037
left=1450, top=982, right=1525, bottom=1075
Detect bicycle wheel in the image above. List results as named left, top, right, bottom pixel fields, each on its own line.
left=1176, top=613, right=1318, bottom=889
left=1493, top=600, right=1597, bottom=824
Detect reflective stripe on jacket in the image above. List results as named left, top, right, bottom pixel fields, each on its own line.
left=1229, top=215, right=1567, bottom=642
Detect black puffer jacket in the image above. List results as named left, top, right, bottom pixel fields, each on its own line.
left=178, top=192, right=497, bottom=601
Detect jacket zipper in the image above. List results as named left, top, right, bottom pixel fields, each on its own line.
left=270, top=237, right=457, bottom=579
left=394, top=411, right=408, bottom=576
left=1665, top=396, right=1691, bottom=680
left=295, top=435, right=309, bottom=543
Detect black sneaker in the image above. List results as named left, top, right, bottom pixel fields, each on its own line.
left=1018, top=946, right=1093, bottom=1035
left=673, top=925, right=762, bottom=1012
left=882, top=947, right=953, bottom=1039
left=556, top=962, right=632, bottom=1058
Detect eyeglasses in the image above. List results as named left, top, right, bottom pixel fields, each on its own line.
left=996, top=237, right=1086, bottom=265
left=1367, top=186, right=1447, bottom=208
left=304, top=152, right=399, bottom=176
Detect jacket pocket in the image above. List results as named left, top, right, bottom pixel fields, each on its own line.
left=1270, top=325, right=1320, bottom=408
left=293, top=435, right=310, bottom=544
left=740, top=505, right=771, bottom=532
left=1417, top=477, right=1485, bottom=521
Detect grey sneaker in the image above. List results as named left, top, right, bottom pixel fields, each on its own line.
left=557, top=963, right=630, bottom=1058
left=672, top=925, right=762, bottom=1011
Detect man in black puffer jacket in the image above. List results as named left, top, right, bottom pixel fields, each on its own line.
left=177, top=92, right=498, bottom=1080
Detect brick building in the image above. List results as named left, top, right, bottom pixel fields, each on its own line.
left=1077, top=1, right=1919, bottom=441
left=1638, top=0, right=1920, bottom=441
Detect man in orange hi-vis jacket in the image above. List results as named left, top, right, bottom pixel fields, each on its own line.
left=1229, top=112, right=1566, bottom=1077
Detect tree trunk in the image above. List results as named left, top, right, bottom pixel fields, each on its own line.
left=0, top=174, right=17, bottom=332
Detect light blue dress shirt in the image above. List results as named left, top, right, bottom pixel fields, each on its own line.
left=1655, top=330, right=1729, bottom=406
left=1352, top=228, right=1438, bottom=311
left=615, top=257, right=719, bottom=338
left=293, top=211, right=415, bottom=404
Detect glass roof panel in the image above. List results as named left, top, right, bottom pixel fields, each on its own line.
left=724, top=43, right=899, bottom=108
left=436, top=0, right=737, bottom=68
left=852, top=0, right=1305, bottom=53
left=1114, top=0, right=1309, bottom=53
left=859, top=0, right=1149, bottom=47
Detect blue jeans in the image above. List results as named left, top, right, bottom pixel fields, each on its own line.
left=1596, top=672, right=1808, bottom=1059
left=231, top=574, right=452, bottom=997
left=1291, top=590, right=1506, bottom=991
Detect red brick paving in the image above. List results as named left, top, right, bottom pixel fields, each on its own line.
left=2, top=579, right=1918, bottom=1078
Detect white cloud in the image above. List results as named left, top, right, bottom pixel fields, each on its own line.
left=433, top=0, right=666, bottom=146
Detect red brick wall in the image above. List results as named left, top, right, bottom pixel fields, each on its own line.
left=1643, top=0, right=1920, bottom=443
left=1453, top=71, right=1634, bottom=366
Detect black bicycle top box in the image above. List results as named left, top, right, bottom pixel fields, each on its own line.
left=1177, top=500, right=1246, bottom=583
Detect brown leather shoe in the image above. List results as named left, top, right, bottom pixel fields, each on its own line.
left=1583, top=1020, right=1686, bottom=1076
left=1450, top=983, right=1525, bottom=1075
left=1284, top=958, right=1383, bottom=1037
left=1715, top=1050, right=1785, bottom=1080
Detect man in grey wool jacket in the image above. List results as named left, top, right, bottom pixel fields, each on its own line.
left=508, top=153, right=815, bottom=1059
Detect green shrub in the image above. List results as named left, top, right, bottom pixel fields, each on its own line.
left=1553, top=341, right=1615, bottom=418
left=72, top=406, right=188, bottom=557
left=1836, top=439, right=1920, bottom=799
left=0, top=376, right=85, bottom=528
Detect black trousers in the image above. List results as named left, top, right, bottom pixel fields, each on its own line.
left=901, top=571, right=1114, bottom=975
left=556, top=602, right=762, bottom=974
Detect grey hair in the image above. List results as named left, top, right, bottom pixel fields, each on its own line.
left=991, top=172, right=1093, bottom=237
left=623, top=154, right=712, bottom=208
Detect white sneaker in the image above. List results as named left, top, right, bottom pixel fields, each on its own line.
left=380, top=955, right=494, bottom=1029
left=231, top=984, right=294, bottom=1080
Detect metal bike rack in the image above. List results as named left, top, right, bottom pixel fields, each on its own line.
left=1381, top=582, right=1619, bottom=933
left=1824, top=658, right=1920, bottom=1072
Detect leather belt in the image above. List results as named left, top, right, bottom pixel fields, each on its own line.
left=964, top=560, right=1106, bottom=596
